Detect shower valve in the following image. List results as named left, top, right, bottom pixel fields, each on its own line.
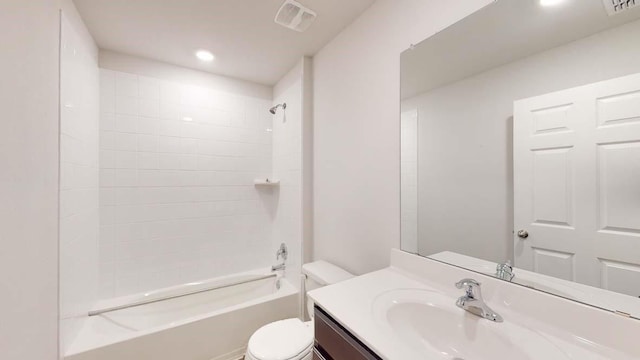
left=276, top=243, right=288, bottom=261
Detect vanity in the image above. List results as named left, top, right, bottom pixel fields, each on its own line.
left=309, top=1, right=640, bottom=358
left=309, top=250, right=640, bottom=360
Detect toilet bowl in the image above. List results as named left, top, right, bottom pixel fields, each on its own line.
left=245, top=261, right=353, bottom=360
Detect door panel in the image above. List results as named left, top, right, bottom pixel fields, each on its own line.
left=532, top=147, right=574, bottom=227
left=533, top=248, right=576, bottom=281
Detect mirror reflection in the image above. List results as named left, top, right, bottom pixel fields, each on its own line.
left=400, top=0, right=640, bottom=319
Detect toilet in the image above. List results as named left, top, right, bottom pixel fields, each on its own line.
left=245, top=261, right=354, bottom=360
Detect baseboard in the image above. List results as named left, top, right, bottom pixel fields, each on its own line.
left=209, top=347, right=246, bottom=360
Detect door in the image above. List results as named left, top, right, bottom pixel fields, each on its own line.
left=514, top=73, right=640, bottom=296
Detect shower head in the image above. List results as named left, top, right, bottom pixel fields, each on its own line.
left=269, top=103, right=287, bottom=115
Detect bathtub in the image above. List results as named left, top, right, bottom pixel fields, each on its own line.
left=64, top=269, right=298, bottom=360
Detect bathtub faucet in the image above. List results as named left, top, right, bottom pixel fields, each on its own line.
left=271, top=243, right=288, bottom=272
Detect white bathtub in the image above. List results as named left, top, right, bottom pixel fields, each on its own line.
left=64, top=270, right=298, bottom=360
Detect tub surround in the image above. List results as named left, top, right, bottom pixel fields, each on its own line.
left=308, top=249, right=640, bottom=359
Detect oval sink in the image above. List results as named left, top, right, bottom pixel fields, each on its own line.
left=372, top=289, right=569, bottom=360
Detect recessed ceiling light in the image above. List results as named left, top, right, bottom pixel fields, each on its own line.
left=182, top=117, right=193, bottom=122
left=540, top=0, right=565, bottom=7
left=195, top=50, right=215, bottom=62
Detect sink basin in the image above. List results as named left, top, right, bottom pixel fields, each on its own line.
left=372, top=289, right=569, bottom=360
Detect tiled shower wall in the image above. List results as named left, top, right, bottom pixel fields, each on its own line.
left=99, top=69, right=275, bottom=298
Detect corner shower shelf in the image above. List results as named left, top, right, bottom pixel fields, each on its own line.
left=254, top=178, right=280, bottom=187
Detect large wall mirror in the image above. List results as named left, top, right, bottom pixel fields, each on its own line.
left=401, top=0, right=640, bottom=319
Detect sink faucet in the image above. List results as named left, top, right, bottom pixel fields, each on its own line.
left=496, top=260, right=515, bottom=282
left=455, top=278, right=503, bottom=322
left=271, top=243, right=288, bottom=272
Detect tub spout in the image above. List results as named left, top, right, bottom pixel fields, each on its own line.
left=271, top=263, right=286, bottom=272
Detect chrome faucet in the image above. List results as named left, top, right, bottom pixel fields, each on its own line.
left=455, top=278, right=503, bottom=322
left=495, top=260, right=515, bottom=281
left=271, top=243, right=288, bottom=272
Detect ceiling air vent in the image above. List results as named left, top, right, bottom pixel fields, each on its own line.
left=275, top=0, right=317, bottom=32
left=603, top=0, right=639, bottom=16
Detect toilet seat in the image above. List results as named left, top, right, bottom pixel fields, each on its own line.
left=246, top=318, right=314, bottom=360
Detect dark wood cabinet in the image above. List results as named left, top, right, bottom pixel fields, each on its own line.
left=313, top=306, right=382, bottom=360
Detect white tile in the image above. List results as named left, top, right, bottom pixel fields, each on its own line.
left=100, top=113, right=116, bottom=131
left=116, top=151, right=137, bottom=169
left=114, top=188, right=136, bottom=206
left=138, top=76, right=160, bottom=100
left=100, top=69, right=115, bottom=96
left=116, top=72, right=138, bottom=97
left=115, top=169, right=137, bottom=187
left=115, top=115, right=138, bottom=133
left=100, top=226, right=116, bottom=243
left=100, top=188, right=117, bottom=206
left=160, top=101, right=181, bottom=120
left=115, top=133, right=138, bottom=151
left=139, top=98, right=159, bottom=118
left=158, top=136, right=181, bottom=153
left=181, top=138, right=198, bottom=154
left=158, top=154, right=182, bottom=169
left=181, top=85, right=209, bottom=107
left=180, top=155, right=198, bottom=170
left=138, top=134, right=158, bottom=152
left=137, top=117, right=159, bottom=135
left=100, top=150, right=116, bottom=169
left=116, top=96, right=138, bottom=116
left=100, top=131, right=116, bottom=150
left=101, top=92, right=115, bottom=114
left=160, top=81, right=182, bottom=103
left=100, top=206, right=116, bottom=226
left=100, top=169, right=116, bottom=187
left=138, top=152, right=159, bottom=169
left=159, top=120, right=182, bottom=136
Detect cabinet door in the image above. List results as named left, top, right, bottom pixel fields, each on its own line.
left=314, top=306, right=381, bottom=360
left=313, top=348, right=329, bottom=360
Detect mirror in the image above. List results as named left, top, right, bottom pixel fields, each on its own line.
left=401, top=0, right=640, bottom=319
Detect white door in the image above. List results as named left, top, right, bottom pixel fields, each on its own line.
left=514, top=73, right=640, bottom=296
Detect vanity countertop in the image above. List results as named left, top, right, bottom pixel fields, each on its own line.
left=308, top=250, right=640, bottom=360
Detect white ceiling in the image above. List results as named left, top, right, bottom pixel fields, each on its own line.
left=401, top=0, right=640, bottom=99
left=73, top=0, right=375, bottom=85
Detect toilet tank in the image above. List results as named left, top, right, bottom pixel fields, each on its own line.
left=302, top=261, right=354, bottom=318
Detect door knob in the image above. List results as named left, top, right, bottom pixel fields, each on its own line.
left=517, top=230, right=529, bottom=239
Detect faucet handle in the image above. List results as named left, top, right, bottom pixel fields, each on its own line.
left=275, top=242, right=288, bottom=261
left=455, top=278, right=481, bottom=297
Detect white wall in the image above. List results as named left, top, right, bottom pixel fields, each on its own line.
left=402, top=18, right=640, bottom=264
left=271, top=58, right=313, bottom=291
left=59, top=8, right=100, bottom=352
left=312, top=0, right=492, bottom=274
left=98, top=54, right=275, bottom=298
left=400, top=110, right=418, bottom=254
left=0, top=1, right=60, bottom=359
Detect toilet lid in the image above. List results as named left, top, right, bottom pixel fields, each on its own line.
left=247, top=318, right=313, bottom=360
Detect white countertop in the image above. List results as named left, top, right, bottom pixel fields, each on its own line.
left=308, top=250, right=640, bottom=360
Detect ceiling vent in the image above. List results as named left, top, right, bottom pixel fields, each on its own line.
left=603, top=0, right=639, bottom=16
left=275, top=0, right=317, bottom=32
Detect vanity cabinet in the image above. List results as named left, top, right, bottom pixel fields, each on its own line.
left=313, top=306, right=381, bottom=360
